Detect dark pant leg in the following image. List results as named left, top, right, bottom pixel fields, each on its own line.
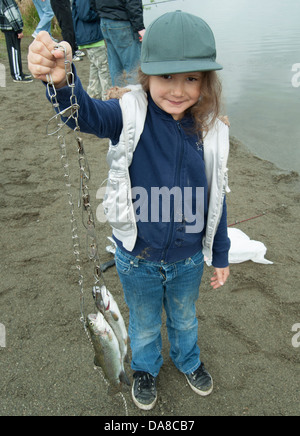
left=50, top=0, right=77, bottom=55
left=3, top=30, right=23, bottom=80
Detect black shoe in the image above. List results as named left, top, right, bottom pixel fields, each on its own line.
left=13, top=76, right=33, bottom=83
left=132, top=371, right=157, bottom=410
left=185, top=363, right=213, bottom=396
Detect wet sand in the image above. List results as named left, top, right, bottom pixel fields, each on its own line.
left=0, top=37, right=299, bottom=416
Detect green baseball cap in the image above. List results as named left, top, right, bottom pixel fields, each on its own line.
left=141, top=10, right=223, bottom=75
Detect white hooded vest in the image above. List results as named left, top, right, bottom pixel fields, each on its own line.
left=102, top=85, right=230, bottom=265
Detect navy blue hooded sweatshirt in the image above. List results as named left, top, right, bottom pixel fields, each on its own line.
left=46, top=70, right=230, bottom=267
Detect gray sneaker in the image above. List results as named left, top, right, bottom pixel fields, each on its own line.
left=75, top=50, right=85, bottom=57
left=72, top=55, right=83, bottom=62
left=132, top=371, right=157, bottom=410
left=185, top=363, right=213, bottom=396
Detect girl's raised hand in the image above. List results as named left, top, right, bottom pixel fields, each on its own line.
left=28, top=31, right=72, bottom=88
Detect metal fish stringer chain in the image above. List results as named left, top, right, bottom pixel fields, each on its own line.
left=94, top=366, right=129, bottom=417
left=46, top=47, right=108, bottom=329
left=46, top=46, right=129, bottom=415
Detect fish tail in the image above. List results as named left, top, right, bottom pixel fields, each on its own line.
left=119, top=369, right=131, bottom=386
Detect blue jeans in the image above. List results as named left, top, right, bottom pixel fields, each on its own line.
left=33, top=0, right=54, bottom=35
left=100, top=18, right=141, bottom=86
left=115, top=248, right=205, bottom=378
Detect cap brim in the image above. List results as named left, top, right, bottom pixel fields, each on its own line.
left=141, top=59, right=223, bottom=75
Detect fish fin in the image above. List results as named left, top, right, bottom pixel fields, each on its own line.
left=93, top=356, right=101, bottom=368
left=119, top=370, right=131, bottom=386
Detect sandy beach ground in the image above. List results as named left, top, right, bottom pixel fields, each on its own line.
left=0, top=37, right=299, bottom=417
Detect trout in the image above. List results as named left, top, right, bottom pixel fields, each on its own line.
left=93, top=286, right=128, bottom=363
left=86, top=312, right=130, bottom=388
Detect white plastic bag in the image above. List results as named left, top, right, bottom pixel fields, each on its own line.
left=228, top=228, right=273, bottom=264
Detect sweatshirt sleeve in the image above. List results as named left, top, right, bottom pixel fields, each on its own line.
left=211, top=196, right=231, bottom=268
left=125, top=0, right=145, bottom=32
left=45, top=66, right=123, bottom=143
left=4, top=0, right=23, bottom=33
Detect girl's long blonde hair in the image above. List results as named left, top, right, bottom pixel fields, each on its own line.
left=138, top=69, right=222, bottom=137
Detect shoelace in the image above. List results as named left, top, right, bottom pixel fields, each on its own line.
left=190, top=363, right=206, bottom=381
left=135, top=372, right=155, bottom=391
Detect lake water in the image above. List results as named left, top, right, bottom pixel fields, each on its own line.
left=143, top=0, right=300, bottom=173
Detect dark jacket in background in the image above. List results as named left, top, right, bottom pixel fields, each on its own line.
left=72, top=0, right=104, bottom=46
left=0, top=0, right=23, bottom=33
left=93, top=0, right=144, bottom=32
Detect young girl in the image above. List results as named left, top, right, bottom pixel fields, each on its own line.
left=28, top=11, right=231, bottom=411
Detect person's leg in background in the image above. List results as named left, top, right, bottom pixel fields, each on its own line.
left=50, top=0, right=77, bottom=56
left=3, top=30, right=32, bottom=82
left=32, top=0, right=54, bottom=37
left=100, top=18, right=141, bottom=86
left=86, top=45, right=111, bottom=100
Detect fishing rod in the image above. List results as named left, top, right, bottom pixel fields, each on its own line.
left=228, top=213, right=266, bottom=228
left=143, top=0, right=179, bottom=6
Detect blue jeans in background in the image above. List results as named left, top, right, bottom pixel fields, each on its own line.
left=32, top=0, right=54, bottom=36
left=115, top=248, right=205, bottom=378
left=100, top=18, right=141, bottom=87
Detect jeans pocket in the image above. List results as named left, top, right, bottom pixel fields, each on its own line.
left=186, top=250, right=204, bottom=267
left=115, top=248, right=134, bottom=275
left=110, top=23, right=134, bottom=49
